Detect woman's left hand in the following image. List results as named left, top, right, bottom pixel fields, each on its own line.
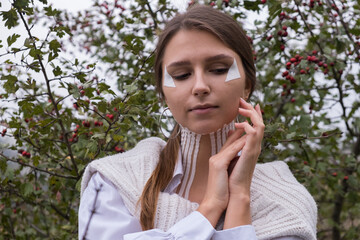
left=226, top=98, right=265, bottom=196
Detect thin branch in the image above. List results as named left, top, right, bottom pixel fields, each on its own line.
left=82, top=184, right=103, bottom=240
left=16, top=6, right=79, bottom=176
left=278, top=131, right=341, bottom=143
left=1, top=153, right=77, bottom=180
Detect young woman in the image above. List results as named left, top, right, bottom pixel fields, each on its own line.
left=79, top=5, right=317, bottom=240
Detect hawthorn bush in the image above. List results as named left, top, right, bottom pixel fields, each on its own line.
left=0, top=0, right=359, bottom=239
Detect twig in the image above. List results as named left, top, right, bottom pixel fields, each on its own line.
left=278, top=131, right=341, bottom=143
left=1, top=153, right=77, bottom=179
left=82, top=184, right=103, bottom=240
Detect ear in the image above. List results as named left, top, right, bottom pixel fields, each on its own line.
left=243, top=87, right=251, bottom=101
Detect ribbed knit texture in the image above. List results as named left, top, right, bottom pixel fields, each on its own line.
left=81, top=137, right=317, bottom=239
left=179, top=121, right=235, bottom=199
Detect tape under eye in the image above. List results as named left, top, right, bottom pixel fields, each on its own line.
left=225, top=58, right=241, bottom=82
left=164, top=66, right=176, bottom=87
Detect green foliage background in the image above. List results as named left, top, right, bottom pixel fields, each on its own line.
left=0, top=0, right=359, bottom=239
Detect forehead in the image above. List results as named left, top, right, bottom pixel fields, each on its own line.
left=162, top=29, right=238, bottom=66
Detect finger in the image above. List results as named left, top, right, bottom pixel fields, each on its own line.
left=255, top=104, right=263, bottom=120
left=222, top=127, right=245, bottom=149
left=235, top=122, right=256, bottom=135
left=221, top=135, right=247, bottom=160
left=237, top=108, right=264, bottom=129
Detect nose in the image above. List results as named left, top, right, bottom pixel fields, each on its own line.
left=192, top=71, right=210, bottom=96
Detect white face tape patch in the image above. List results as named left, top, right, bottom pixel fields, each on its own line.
left=225, top=58, right=241, bottom=82
left=163, top=66, right=176, bottom=87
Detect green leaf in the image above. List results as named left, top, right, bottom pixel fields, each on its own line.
left=13, top=0, right=29, bottom=9
left=7, top=34, right=20, bottom=47
left=1, top=8, right=19, bottom=29
left=2, top=75, right=19, bottom=93
left=21, top=182, right=33, bottom=197
left=52, top=66, right=62, bottom=76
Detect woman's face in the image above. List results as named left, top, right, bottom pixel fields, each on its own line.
left=162, top=30, right=249, bottom=134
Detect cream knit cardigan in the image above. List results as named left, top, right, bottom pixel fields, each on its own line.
left=81, top=137, right=317, bottom=240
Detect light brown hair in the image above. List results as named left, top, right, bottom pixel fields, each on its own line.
left=139, top=4, right=256, bottom=230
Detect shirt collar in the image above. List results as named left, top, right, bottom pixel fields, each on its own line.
left=163, top=149, right=183, bottom=193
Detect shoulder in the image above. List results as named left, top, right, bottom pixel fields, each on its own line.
left=89, top=137, right=165, bottom=166
left=251, top=161, right=317, bottom=240
left=80, top=137, right=166, bottom=196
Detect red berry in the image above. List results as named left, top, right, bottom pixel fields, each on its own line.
left=261, top=0, right=266, bottom=3
left=332, top=172, right=337, bottom=177
left=82, top=121, right=90, bottom=127
left=344, top=176, right=349, bottom=180
left=282, top=83, right=287, bottom=88
left=106, top=114, right=114, bottom=120
left=115, top=146, right=125, bottom=153
left=282, top=71, right=289, bottom=77
left=280, top=45, right=285, bottom=51
left=80, top=90, right=85, bottom=96
left=22, top=151, right=27, bottom=156
left=286, top=62, right=292, bottom=67
left=312, top=50, right=317, bottom=55
left=210, top=2, right=215, bottom=6
left=290, top=58, right=297, bottom=63
left=266, top=35, right=273, bottom=41
left=277, top=30, right=283, bottom=36
left=300, top=69, right=306, bottom=74
left=303, top=161, right=308, bottom=165
left=73, top=103, right=79, bottom=110
left=282, top=31, right=288, bottom=37
left=290, top=98, right=295, bottom=103
left=290, top=77, right=296, bottom=84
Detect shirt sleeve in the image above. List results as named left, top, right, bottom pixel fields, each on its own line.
left=78, top=172, right=142, bottom=240
left=79, top=172, right=215, bottom=240
left=213, top=225, right=257, bottom=239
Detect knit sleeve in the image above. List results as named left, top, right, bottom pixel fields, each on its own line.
left=250, top=161, right=317, bottom=240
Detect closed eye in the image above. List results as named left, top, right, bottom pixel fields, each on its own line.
left=210, top=68, right=229, bottom=75
left=173, top=73, right=191, bottom=80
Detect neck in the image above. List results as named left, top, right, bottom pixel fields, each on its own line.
left=178, top=121, right=235, bottom=199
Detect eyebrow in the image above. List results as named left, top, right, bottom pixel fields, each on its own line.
left=166, top=54, right=233, bottom=68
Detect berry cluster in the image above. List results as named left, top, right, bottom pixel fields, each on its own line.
left=106, top=113, right=114, bottom=120
left=18, top=149, right=31, bottom=158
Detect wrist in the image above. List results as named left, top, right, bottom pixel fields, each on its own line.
left=223, top=194, right=251, bottom=229
left=197, top=201, right=224, bottom=228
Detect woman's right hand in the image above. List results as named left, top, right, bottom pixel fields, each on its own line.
left=197, top=125, right=247, bottom=227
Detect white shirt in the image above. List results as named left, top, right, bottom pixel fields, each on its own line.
left=79, top=157, right=303, bottom=240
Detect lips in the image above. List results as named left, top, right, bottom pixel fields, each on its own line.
left=189, top=104, right=218, bottom=112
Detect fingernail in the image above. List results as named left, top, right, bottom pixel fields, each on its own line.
left=241, top=98, right=246, bottom=103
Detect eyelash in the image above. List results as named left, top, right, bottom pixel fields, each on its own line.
left=172, top=68, right=229, bottom=80
left=210, top=68, right=229, bottom=74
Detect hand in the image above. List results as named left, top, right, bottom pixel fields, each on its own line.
left=227, top=98, right=265, bottom=195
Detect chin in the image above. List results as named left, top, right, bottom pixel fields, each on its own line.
left=187, top=122, right=229, bottom=135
